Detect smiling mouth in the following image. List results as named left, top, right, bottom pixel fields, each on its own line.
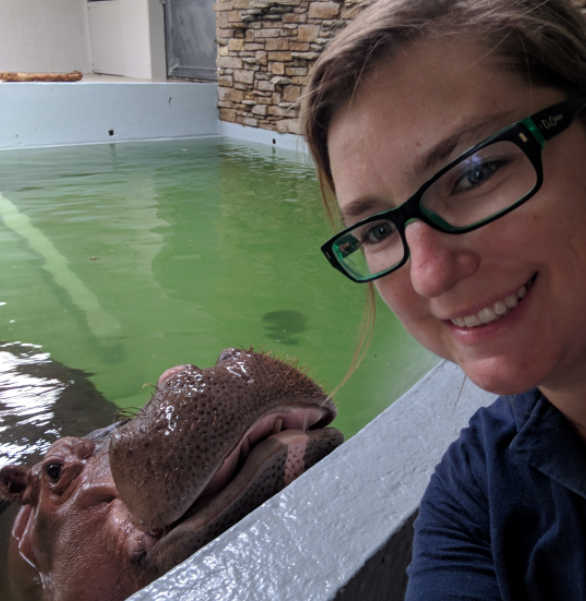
left=450, top=275, right=536, bottom=328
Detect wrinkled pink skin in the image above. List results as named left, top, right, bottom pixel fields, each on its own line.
left=3, top=436, right=153, bottom=601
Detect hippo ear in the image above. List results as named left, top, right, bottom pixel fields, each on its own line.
left=0, top=465, right=30, bottom=506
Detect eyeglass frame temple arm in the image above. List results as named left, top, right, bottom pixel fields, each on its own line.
left=528, top=95, right=586, bottom=142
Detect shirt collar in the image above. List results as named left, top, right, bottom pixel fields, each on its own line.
left=508, top=389, right=586, bottom=499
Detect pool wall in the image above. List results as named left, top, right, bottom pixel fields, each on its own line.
left=218, top=120, right=308, bottom=152
left=0, top=80, right=315, bottom=152
left=128, top=360, right=495, bottom=600
left=0, top=81, right=218, bottom=150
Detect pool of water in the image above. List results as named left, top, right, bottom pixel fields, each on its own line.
left=0, top=137, right=438, bottom=440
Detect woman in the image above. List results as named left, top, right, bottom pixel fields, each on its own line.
left=301, top=0, right=586, bottom=599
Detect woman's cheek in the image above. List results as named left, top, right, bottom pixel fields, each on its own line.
left=376, top=276, right=452, bottom=359
left=375, top=271, right=421, bottom=320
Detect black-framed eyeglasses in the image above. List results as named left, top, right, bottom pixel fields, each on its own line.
left=321, top=95, right=586, bottom=283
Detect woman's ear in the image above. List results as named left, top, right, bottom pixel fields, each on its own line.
left=0, top=464, right=30, bottom=505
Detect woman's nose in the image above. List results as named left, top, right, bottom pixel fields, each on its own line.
left=405, top=220, right=478, bottom=297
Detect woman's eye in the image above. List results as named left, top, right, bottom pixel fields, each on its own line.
left=363, top=221, right=395, bottom=244
left=453, top=158, right=502, bottom=193
left=45, top=463, right=63, bottom=482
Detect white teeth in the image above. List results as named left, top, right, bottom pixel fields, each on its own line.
left=450, top=279, right=532, bottom=328
left=478, top=307, right=497, bottom=323
left=464, top=314, right=482, bottom=327
left=505, top=294, right=518, bottom=309
left=493, top=301, right=507, bottom=315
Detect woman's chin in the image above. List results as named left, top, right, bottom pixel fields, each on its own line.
left=456, top=358, right=542, bottom=397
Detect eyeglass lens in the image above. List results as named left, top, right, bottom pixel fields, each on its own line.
left=421, top=140, right=537, bottom=227
left=334, top=139, right=538, bottom=280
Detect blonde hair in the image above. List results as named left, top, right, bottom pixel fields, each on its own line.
left=302, top=0, right=586, bottom=214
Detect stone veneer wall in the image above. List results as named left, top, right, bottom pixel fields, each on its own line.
left=214, top=0, right=586, bottom=135
left=214, top=0, right=373, bottom=134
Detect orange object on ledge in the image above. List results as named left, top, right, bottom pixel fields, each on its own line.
left=0, top=71, right=83, bottom=82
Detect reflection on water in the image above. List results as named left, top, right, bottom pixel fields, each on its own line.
left=0, top=342, right=117, bottom=468
left=0, top=139, right=438, bottom=439
left=262, top=310, right=307, bottom=345
left=0, top=192, right=122, bottom=341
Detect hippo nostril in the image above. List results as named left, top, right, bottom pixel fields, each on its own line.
left=157, top=365, right=190, bottom=387
left=217, top=348, right=239, bottom=363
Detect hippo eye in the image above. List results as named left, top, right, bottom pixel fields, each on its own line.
left=45, top=463, right=63, bottom=482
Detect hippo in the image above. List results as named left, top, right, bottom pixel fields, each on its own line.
left=0, top=348, right=343, bottom=601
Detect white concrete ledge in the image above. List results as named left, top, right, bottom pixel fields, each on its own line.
left=0, top=81, right=219, bottom=150
left=129, top=360, right=495, bottom=601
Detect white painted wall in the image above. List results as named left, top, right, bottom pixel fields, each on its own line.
left=121, top=0, right=166, bottom=80
left=0, top=0, right=166, bottom=80
left=87, top=1, right=125, bottom=75
left=0, top=81, right=218, bottom=149
left=87, top=0, right=166, bottom=79
left=147, top=0, right=167, bottom=80
left=0, top=0, right=90, bottom=73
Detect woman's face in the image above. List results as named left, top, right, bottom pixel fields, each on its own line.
left=328, top=38, right=586, bottom=398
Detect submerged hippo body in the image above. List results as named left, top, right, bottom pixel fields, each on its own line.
left=0, top=349, right=343, bottom=601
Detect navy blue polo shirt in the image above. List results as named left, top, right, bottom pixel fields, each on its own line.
left=405, top=389, right=586, bottom=601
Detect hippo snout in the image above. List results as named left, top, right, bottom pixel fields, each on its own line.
left=109, top=349, right=342, bottom=540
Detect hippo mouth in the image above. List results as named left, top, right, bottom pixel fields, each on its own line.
left=162, top=405, right=339, bottom=535
left=139, top=406, right=341, bottom=575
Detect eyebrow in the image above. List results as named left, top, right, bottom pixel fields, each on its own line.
left=340, top=197, right=384, bottom=224
left=340, top=109, right=518, bottom=226
left=410, top=111, right=517, bottom=181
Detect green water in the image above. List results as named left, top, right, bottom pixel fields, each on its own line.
left=0, top=138, right=438, bottom=438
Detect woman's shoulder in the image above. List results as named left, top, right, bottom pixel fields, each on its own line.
left=413, top=391, right=586, bottom=600
left=405, top=392, right=544, bottom=600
